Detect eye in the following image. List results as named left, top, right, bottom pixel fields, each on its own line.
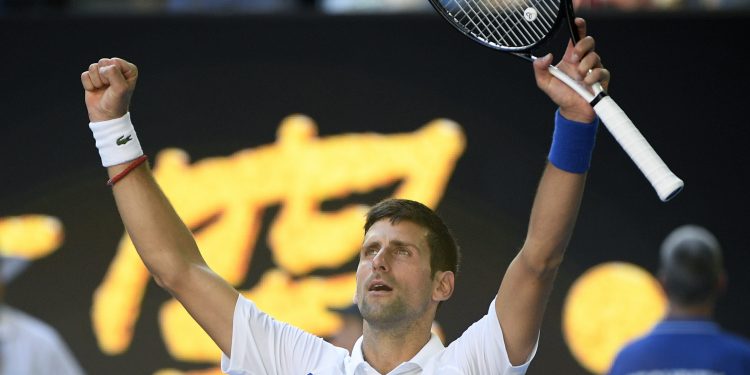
left=395, top=247, right=410, bottom=256
left=362, top=245, right=379, bottom=257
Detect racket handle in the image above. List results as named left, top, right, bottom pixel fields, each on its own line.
left=593, top=96, right=684, bottom=201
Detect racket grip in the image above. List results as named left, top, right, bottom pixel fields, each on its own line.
left=593, top=96, right=684, bottom=201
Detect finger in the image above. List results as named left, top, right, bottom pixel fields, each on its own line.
left=88, top=63, right=104, bottom=88
left=584, top=68, right=610, bottom=87
left=572, top=36, right=595, bottom=62
left=111, top=57, right=137, bottom=78
left=578, top=51, right=601, bottom=77
left=574, top=17, right=587, bottom=41
left=98, top=65, right=127, bottom=92
left=81, top=71, right=95, bottom=91
left=600, top=68, right=611, bottom=90
left=567, top=19, right=589, bottom=63
left=98, top=57, right=115, bottom=66
left=97, top=58, right=116, bottom=85
left=562, top=39, right=577, bottom=64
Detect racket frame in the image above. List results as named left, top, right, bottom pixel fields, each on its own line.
left=426, top=0, right=684, bottom=201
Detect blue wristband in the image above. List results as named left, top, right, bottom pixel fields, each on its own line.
left=548, top=110, right=599, bottom=174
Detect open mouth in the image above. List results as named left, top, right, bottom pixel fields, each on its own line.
left=368, top=281, right=393, bottom=292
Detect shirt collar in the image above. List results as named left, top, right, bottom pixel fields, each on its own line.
left=653, top=318, right=721, bottom=335
left=347, top=335, right=366, bottom=373
left=347, top=333, right=445, bottom=374
left=406, top=333, right=445, bottom=367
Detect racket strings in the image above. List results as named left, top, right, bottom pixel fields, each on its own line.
left=494, top=0, right=556, bottom=45
left=442, top=0, right=560, bottom=49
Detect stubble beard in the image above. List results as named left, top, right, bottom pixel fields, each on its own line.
left=360, top=294, right=410, bottom=329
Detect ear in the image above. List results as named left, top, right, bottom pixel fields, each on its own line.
left=432, top=271, right=455, bottom=302
left=657, top=270, right=667, bottom=288
left=717, top=271, right=728, bottom=296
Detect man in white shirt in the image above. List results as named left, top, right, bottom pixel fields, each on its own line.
left=80, top=18, right=607, bottom=374
left=0, top=256, right=85, bottom=375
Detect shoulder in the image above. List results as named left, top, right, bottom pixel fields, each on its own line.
left=441, top=299, right=534, bottom=372
left=2, top=306, right=68, bottom=350
left=715, top=331, right=750, bottom=356
left=223, top=295, right=348, bottom=374
left=609, top=334, right=662, bottom=375
left=612, top=334, right=654, bottom=361
left=4, top=307, right=62, bottom=339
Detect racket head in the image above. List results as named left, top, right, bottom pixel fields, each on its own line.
left=428, top=0, right=575, bottom=57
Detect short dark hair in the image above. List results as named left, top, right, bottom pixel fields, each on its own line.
left=364, top=198, right=460, bottom=277
left=659, top=225, right=723, bottom=305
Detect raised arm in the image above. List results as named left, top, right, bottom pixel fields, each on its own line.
left=495, top=18, right=610, bottom=365
left=81, top=58, right=239, bottom=356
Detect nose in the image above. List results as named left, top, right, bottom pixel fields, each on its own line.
left=371, top=249, right=389, bottom=272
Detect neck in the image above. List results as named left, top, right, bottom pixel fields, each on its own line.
left=666, top=301, right=714, bottom=320
left=361, top=319, right=432, bottom=374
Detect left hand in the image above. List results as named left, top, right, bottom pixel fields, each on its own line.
left=532, top=18, right=610, bottom=123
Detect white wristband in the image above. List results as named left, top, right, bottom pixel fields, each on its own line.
left=89, top=112, right=144, bottom=167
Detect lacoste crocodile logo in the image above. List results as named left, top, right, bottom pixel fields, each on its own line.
left=116, top=135, right=133, bottom=146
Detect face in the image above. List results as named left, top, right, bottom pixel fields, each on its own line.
left=355, top=219, right=437, bottom=328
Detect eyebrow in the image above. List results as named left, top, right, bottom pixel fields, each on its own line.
left=389, top=239, right=421, bottom=253
left=361, top=239, right=420, bottom=250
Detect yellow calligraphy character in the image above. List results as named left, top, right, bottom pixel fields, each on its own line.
left=92, top=115, right=466, bottom=368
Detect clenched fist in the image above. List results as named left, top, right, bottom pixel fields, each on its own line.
left=81, top=58, right=138, bottom=122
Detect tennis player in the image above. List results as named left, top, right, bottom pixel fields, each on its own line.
left=81, top=18, right=607, bottom=374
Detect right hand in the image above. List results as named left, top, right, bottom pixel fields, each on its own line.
left=532, top=18, right=609, bottom=123
left=81, top=58, right=138, bottom=122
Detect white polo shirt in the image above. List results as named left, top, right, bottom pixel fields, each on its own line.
left=221, top=295, right=536, bottom=374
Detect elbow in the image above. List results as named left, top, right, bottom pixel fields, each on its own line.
left=519, top=242, right=566, bottom=279
left=147, top=262, right=190, bottom=293
left=150, top=261, right=209, bottom=297
left=152, top=273, right=170, bottom=290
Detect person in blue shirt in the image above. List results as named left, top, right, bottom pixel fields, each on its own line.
left=609, top=225, right=750, bottom=375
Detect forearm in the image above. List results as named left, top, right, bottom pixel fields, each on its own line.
left=496, top=112, right=594, bottom=364
left=107, top=161, right=205, bottom=290
left=495, top=163, right=585, bottom=365
left=521, top=163, right=585, bottom=274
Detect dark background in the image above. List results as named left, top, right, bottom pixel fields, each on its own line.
left=2, top=11, right=749, bottom=374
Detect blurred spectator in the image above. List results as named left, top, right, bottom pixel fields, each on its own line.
left=573, top=0, right=748, bottom=11
left=0, top=255, right=85, bottom=375
left=608, top=225, right=750, bottom=375
left=68, top=0, right=165, bottom=14
left=319, top=0, right=429, bottom=14
left=326, top=304, right=363, bottom=353
left=67, top=0, right=309, bottom=14
left=573, top=0, right=680, bottom=11
left=3, top=0, right=748, bottom=15
left=166, top=0, right=299, bottom=13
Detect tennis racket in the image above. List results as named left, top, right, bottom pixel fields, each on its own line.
left=427, top=0, right=683, bottom=202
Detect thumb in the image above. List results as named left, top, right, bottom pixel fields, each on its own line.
left=533, top=53, right=553, bottom=85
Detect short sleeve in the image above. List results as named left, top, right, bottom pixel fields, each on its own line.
left=221, top=295, right=348, bottom=375
left=444, top=298, right=538, bottom=374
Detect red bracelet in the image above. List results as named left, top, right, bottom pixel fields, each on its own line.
left=106, top=155, right=148, bottom=187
